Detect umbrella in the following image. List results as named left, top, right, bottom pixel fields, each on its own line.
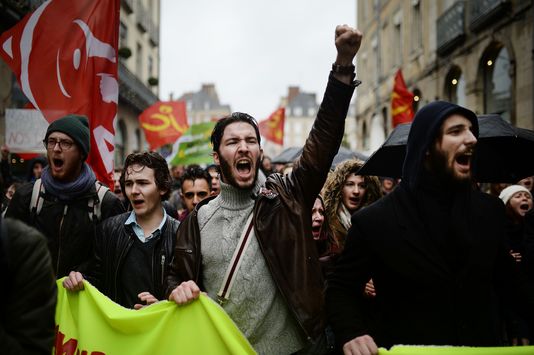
left=272, top=146, right=367, bottom=169
left=271, top=147, right=302, bottom=164
left=358, top=114, right=534, bottom=183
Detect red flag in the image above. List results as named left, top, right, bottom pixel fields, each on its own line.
left=139, top=101, right=189, bottom=150
left=391, top=69, right=415, bottom=128
left=0, top=0, right=120, bottom=187
left=258, top=107, right=285, bottom=145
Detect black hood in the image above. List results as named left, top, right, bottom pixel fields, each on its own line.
left=26, top=156, right=48, bottom=181
left=401, top=101, right=478, bottom=192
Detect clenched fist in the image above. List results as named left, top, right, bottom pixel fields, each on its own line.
left=334, top=25, right=363, bottom=66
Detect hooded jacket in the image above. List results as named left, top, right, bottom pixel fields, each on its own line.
left=327, top=101, right=534, bottom=348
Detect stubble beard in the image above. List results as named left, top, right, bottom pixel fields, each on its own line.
left=428, top=147, right=472, bottom=187
left=218, top=155, right=262, bottom=190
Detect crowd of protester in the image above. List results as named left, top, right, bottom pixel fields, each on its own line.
left=2, top=24, right=534, bottom=355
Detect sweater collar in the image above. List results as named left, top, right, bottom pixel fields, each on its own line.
left=218, top=171, right=266, bottom=210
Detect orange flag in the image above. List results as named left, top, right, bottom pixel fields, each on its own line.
left=258, top=107, right=285, bottom=145
left=139, top=101, right=189, bottom=150
left=391, top=69, right=414, bottom=127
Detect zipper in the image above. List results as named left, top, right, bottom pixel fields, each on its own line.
left=56, top=204, right=69, bottom=273
left=160, top=254, right=165, bottom=285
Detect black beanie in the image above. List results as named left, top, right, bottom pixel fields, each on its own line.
left=45, top=114, right=90, bottom=159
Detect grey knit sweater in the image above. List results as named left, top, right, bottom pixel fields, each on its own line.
left=198, top=177, right=304, bottom=354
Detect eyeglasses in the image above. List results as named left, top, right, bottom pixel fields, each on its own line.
left=43, top=138, right=74, bottom=151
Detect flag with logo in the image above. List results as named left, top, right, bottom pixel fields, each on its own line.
left=258, top=107, right=285, bottom=145
left=0, top=0, right=120, bottom=188
left=54, top=278, right=255, bottom=354
left=139, top=101, right=189, bottom=151
left=169, top=121, right=216, bottom=166
left=391, top=69, right=414, bottom=128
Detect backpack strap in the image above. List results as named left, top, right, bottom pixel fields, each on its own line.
left=30, top=178, right=45, bottom=216
left=88, top=181, right=109, bottom=222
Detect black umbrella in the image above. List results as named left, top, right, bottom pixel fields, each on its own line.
left=358, top=114, right=534, bottom=183
left=271, top=147, right=302, bottom=164
left=272, top=146, right=367, bottom=168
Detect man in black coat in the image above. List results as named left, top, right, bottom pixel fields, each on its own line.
left=63, top=152, right=179, bottom=309
left=0, top=217, right=56, bottom=354
left=326, top=101, right=534, bottom=354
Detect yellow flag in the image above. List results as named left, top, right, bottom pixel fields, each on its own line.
left=54, top=278, right=255, bottom=355
left=379, top=345, right=534, bottom=355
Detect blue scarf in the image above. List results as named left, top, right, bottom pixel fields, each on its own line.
left=41, top=163, right=96, bottom=202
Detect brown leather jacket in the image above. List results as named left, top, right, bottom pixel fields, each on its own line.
left=166, top=73, right=356, bottom=341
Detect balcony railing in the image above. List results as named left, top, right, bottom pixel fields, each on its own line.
left=469, top=0, right=510, bottom=31
left=437, top=1, right=466, bottom=56
left=118, top=62, right=157, bottom=113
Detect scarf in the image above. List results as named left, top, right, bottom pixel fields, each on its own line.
left=337, top=203, right=352, bottom=234
left=41, top=163, right=96, bottom=202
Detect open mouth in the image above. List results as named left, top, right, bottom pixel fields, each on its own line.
left=53, top=158, right=64, bottom=169
left=132, top=199, right=144, bottom=207
left=455, top=152, right=472, bottom=168
left=520, top=203, right=530, bottom=211
left=349, top=197, right=361, bottom=205
left=312, top=225, right=321, bottom=233
left=236, top=159, right=252, bottom=175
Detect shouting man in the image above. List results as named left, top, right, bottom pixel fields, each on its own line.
left=166, top=25, right=363, bottom=354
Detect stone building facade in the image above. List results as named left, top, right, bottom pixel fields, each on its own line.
left=355, top=0, right=533, bottom=153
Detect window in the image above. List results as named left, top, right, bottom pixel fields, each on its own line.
left=148, top=56, right=153, bottom=78
left=119, top=21, right=128, bottom=47
left=445, top=66, right=465, bottom=107
left=411, top=0, right=422, bottom=53
left=135, top=128, right=142, bottom=152
left=136, top=43, right=143, bottom=76
left=114, top=120, right=127, bottom=166
left=483, top=45, right=512, bottom=122
left=362, top=120, right=369, bottom=151
left=393, top=10, right=402, bottom=67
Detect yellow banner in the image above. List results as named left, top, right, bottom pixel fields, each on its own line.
left=379, top=345, right=534, bottom=355
left=54, top=278, right=255, bottom=355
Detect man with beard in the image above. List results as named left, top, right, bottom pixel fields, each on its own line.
left=166, top=25, right=362, bottom=354
left=326, top=101, right=534, bottom=354
left=5, top=115, right=124, bottom=277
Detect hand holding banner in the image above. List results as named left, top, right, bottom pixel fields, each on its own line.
left=55, top=278, right=255, bottom=355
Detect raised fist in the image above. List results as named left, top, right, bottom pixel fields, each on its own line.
left=334, top=25, right=363, bottom=66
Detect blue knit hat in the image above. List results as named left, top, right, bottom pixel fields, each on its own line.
left=45, top=114, right=90, bottom=159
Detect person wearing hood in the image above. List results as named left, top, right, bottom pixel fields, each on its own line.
left=26, top=156, right=47, bottom=182
left=326, top=101, right=534, bottom=353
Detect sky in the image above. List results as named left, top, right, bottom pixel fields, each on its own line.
left=160, top=0, right=356, bottom=121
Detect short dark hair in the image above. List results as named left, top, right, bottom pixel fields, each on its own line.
left=120, top=152, right=172, bottom=200
left=180, top=166, right=212, bottom=190
left=206, top=164, right=220, bottom=174
left=211, top=112, right=261, bottom=153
